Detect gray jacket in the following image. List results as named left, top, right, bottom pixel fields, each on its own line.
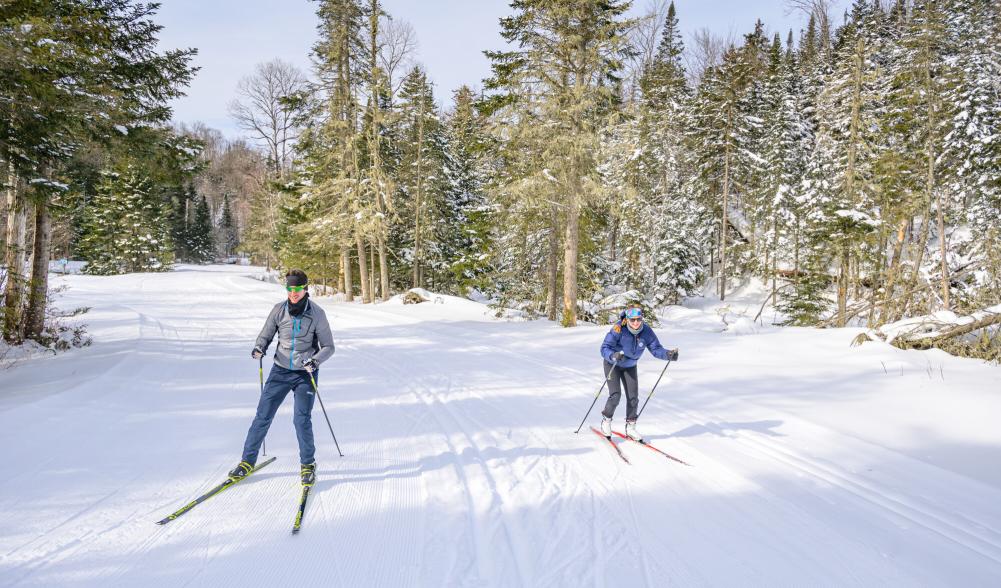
left=256, top=299, right=335, bottom=371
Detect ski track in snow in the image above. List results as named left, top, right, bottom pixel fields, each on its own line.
left=1, top=266, right=1000, bottom=587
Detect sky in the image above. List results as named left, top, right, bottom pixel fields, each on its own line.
left=156, top=0, right=849, bottom=142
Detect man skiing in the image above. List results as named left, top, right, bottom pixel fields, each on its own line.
left=599, top=306, right=678, bottom=441
left=228, top=269, right=335, bottom=487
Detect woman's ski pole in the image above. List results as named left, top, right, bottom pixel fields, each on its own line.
left=309, top=373, right=344, bottom=457
left=574, top=359, right=618, bottom=434
left=637, top=358, right=672, bottom=419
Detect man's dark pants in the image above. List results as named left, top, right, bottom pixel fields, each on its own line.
left=241, top=364, right=317, bottom=465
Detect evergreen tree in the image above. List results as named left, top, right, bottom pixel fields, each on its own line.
left=799, top=0, right=887, bottom=326
left=298, top=0, right=369, bottom=301
left=483, top=0, right=632, bottom=326
left=390, top=66, right=452, bottom=290
left=79, top=166, right=175, bottom=274
left=189, top=195, right=215, bottom=263
left=688, top=44, right=754, bottom=301
left=630, top=1, right=707, bottom=305
left=446, top=86, right=495, bottom=295
left=219, top=194, right=239, bottom=256
left=169, top=186, right=193, bottom=261
left=761, top=33, right=813, bottom=302
left=944, top=0, right=1001, bottom=309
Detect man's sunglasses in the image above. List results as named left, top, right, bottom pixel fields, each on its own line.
left=286, top=285, right=306, bottom=292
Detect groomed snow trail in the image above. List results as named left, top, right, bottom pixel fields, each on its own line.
left=1, top=265, right=1000, bottom=587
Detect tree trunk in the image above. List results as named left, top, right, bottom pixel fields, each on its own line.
left=770, top=215, right=778, bottom=307
left=794, top=217, right=800, bottom=273
left=919, top=12, right=949, bottom=311
left=835, top=244, right=848, bottom=327
left=720, top=136, right=731, bottom=301
left=357, top=234, right=371, bottom=303
left=378, top=237, right=389, bottom=301
left=369, top=241, right=377, bottom=300
left=369, top=2, right=391, bottom=302
left=561, top=196, right=579, bottom=327
left=3, top=166, right=27, bottom=344
left=902, top=204, right=933, bottom=318
left=546, top=221, right=560, bottom=321
left=879, top=218, right=909, bottom=324
left=936, top=189, right=948, bottom=309
left=26, top=199, right=51, bottom=339
left=836, top=37, right=866, bottom=327
left=341, top=246, right=354, bottom=301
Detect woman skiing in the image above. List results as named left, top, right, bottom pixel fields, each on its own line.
left=599, top=306, right=677, bottom=441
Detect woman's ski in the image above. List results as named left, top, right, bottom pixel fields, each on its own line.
left=590, top=426, right=630, bottom=464
left=611, top=431, right=690, bottom=466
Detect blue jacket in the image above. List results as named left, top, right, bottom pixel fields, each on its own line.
left=600, top=319, right=669, bottom=368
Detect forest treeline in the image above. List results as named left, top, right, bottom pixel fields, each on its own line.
left=2, top=1, right=999, bottom=358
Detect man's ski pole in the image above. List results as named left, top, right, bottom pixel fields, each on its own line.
left=574, top=359, right=618, bottom=434
left=308, top=373, right=344, bottom=457
left=259, top=356, right=266, bottom=456
left=637, top=358, right=672, bottom=419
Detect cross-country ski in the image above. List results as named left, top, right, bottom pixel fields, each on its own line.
left=156, top=457, right=278, bottom=525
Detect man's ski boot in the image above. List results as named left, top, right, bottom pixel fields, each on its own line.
left=625, top=420, right=643, bottom=442
left=300, top=462, right=316, bottom=486
left=228, top=460, right=254, bottom=481
left=600, top=416, right=613, bottom=437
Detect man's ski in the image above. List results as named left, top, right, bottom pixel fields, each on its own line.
left=155, top=456, right=277, bottom=525
left=292, top=484, right=311, bottom=535
left=590, top=427, right=630, bottom=464
left=611, top=431, right=690, bottom=466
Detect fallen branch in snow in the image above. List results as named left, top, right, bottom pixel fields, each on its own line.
left=754, top=283, right=793, bottom=324
left=874, top=308, right=1001, bottom=362
left=890, top=312, right=1001, bottom=346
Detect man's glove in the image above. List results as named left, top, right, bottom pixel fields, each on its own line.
left=251, top=346, right=264, bottom=360
left=668, top=348, right=679, bottom=361
left=302, top=358, right=318, bottom=373
left=611, top=351, right=625, bottom=362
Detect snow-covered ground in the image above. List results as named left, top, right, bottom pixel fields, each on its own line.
left=2, top=265, right=1000, bottom=587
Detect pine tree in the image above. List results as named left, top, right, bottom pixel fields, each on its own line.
left=943, top=0, right=1001, bottom=309
left=79, top=166, right=175, bottom=274
left=761, top=33, right=812, bottom=304
left=189, top=195, right=215, bottom=263
left=169, top=186, right=193, bottom=261
left=390, top=66, right=452, bottom=290
left=801, top=0, right=886, bottom=326
left=299, top=0, right=368, bottom=301
left=688, top=43, right=755, bottom=301
left=484, top=0, right=632, bottom=326
left=446, top=86, right=495, bottom=295
left=627, top=1, right=707, bottom=305
left=219, top=194, right=239, bottom=257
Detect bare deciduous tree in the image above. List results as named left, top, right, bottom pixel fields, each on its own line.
left=684, top=28, right=735, bottom=86
left=377, top=16, right=418, bottom=102
left=622, top=0, right=670, bottom=102
left=785, top=0, right=833, bottom=53
left=228, top=59, right=309, bottom=178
